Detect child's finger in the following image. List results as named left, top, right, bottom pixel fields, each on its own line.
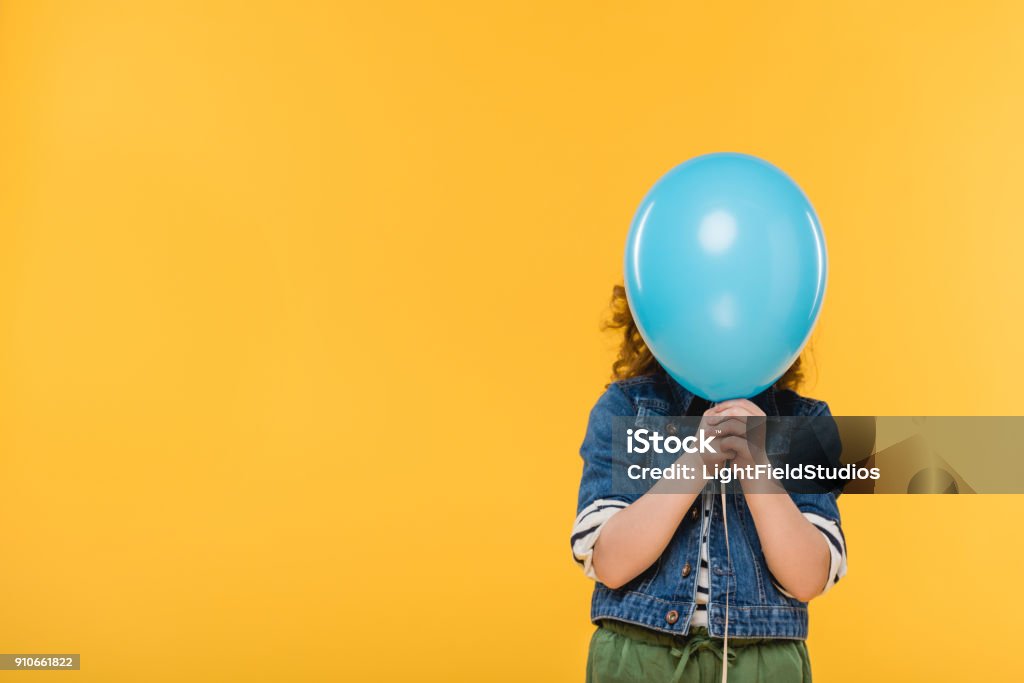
left=711, top=399, right=749, bottom=410
left=718, top=435, right=750, bottom=457
left=704, top=406, right=737, bottom=420
left=702, top=450, right=735, bottom=468
left=710, top=398, right=764, bottom=417
left=706, top=408, right=759, bottom=423
left=704, top=417, right=745, bottom=432
left=705, top=409, right=749, bottom=425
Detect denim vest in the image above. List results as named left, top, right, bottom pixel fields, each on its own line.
left=575, top=371, right=842, bottom=640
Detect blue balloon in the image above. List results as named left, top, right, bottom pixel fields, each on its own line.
left=624, top=153, right=827, bottom=401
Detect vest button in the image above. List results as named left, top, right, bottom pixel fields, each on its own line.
left=666, top=421, right=679, bottom=435
left=690, top=507, right=699, bottom=522
left=681, top=562, right=692, bottom=578
left=665, top=610, right=680, bottom=624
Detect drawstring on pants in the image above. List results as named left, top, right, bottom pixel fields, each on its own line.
left=667, top=629, right=736, bottom=683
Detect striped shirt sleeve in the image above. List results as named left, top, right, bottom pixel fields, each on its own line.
left=570, top=499, right=629, bottom=580
left=771, top=512, right=848, bottom=598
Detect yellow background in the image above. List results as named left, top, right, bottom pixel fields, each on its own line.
left=1, top=1, right=1022, bottom=680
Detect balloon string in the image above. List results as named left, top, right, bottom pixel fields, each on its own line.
left=708, top=400, right=731, bottom=683
left=721, top=480, right=730, bottom=683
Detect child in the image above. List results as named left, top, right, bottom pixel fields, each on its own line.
left=571, top=286, right=847, bottom=682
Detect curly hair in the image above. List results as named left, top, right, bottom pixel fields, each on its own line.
left=604, top=284, right=805, bottom=391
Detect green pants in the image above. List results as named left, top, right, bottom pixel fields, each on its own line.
left=586, top=620, right=812, bottom=683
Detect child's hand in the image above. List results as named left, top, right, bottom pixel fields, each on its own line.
left=702, top=399, right=769, bottom=469
left=696, top=408, right=740, bottom=470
